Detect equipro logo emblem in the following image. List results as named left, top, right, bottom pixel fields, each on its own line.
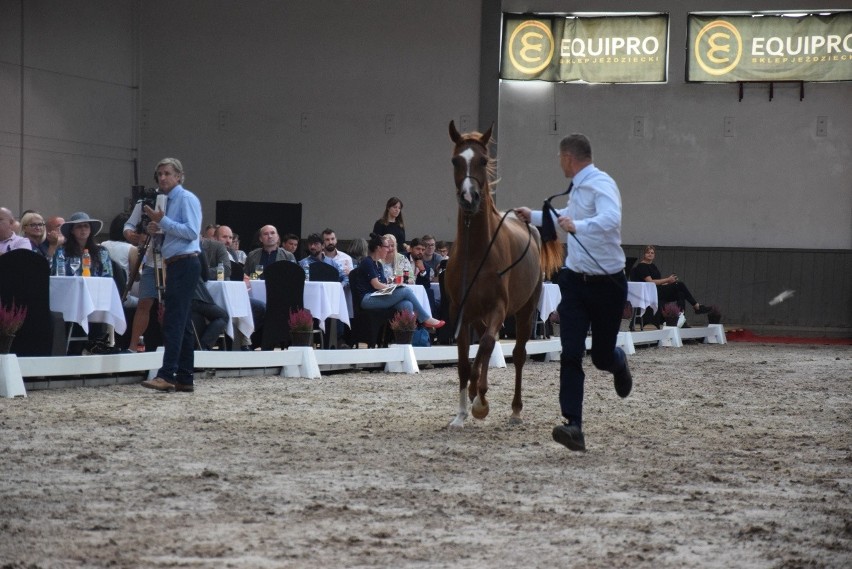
left=694, top=20, right=743, bottom=76
left=507, top=20, right=555, bottom=75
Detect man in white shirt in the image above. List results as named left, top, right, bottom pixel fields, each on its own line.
left=0, top=208, right=33, bottom=254
left=515, top=133, right=631, bottom=453
left=321, top=228, right=353, bottom=276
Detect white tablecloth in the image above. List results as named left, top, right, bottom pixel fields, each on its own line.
left=434, top=281, right=559, bottom=319
left=628, top=281, right=658, bottom=313
left=205, top=281, right=254, bottom=339
left=538, top=282, right=561, bottom=317
left=248, top=280, right=350, bottom=332
left=49, top=276, right=127, bottom=334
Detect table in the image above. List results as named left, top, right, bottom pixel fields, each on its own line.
left=49, top=276, right=127, bottom=334
left=627, top=282, right=658, bottom=314
left=433, top=281, right=559, bottom=319
left=205, top=280, right=255, bottom=341
left=248, top=280, right=350, bottom=331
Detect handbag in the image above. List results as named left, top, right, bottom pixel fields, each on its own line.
left=412, top=327, right=431, bottom=347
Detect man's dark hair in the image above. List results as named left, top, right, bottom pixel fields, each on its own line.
left=109, top=212, right=130, bottom=241
left=409, top=237, right=422, bottom=248
left=283, top=233, right=299, bottom=242
left=307, top=233, right=322, bottom=244
left=321, top=228, right=335, bottom=237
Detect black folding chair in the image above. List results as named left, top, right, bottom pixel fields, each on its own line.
left=261, top=260, right=305, bottom=350
left=0, top=249, right=56, bottom=356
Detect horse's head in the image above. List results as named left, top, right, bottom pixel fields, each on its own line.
left=449, top=120, right=494, bottom=216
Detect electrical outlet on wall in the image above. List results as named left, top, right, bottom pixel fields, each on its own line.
left=724, top=116, right=735, bottom=137
left=300, top=112, right=310, bottom=133
left=459, top=114, right=472, bottom=132
left=632, top=116, right=644, bottom=137
left=385, top=114, right=396, bottom=135
left=816, top=116, right=828, bottom=137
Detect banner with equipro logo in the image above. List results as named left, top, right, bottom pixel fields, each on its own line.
left=688, top=12, right=852, bottom=82
left=501, top=14, right=668, bottom=83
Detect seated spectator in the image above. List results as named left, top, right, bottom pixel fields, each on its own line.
left=351, top=233, right=444, bottom=329
left=0, top=207, right=33, bottom=254
left=382, top=233, right=412, bottom=283
left=299, top=233, right=348, bottom=285
left=322, top=228, right=354, bottom=275
left=436, top=240, right=450, bottom=259
left=191, top=275, right=228, bottom=350
left=372, top=197, right=405, bottom=252
left=231, top=232, right=247, bottom=263
left=203, top=223, right=218, bottom=239
left=60, top=212, right=113, bottom=277
left=100, top=213, right=136, bottom=276
left=282, top=233, right=301, bottom=259
left=201, top=236, right=231, bottom=280
left=406, top=237, right=438, bottom=313
left=244, top=224, right=296, bottom=276
left=20, top=211, right=63, bottom=260
left=421, top=234, right=444, bottom=278
left=630, top=245, right=713, bottom=322
left=347, top=238, right=368, bottom=267
left=214, top=224, right=264, bottom=349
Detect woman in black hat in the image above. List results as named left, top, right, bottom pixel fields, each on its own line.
left=60, top=212, right=113, bottom=277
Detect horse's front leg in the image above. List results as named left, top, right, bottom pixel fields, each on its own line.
left=449, top=325, right=471, bottom=430
left=470, top=316, right=503, bottom=420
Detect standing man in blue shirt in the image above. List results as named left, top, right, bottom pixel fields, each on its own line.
left=141, top=158, right=203, bottom=393
left=515, top=134, right=632, bottom=452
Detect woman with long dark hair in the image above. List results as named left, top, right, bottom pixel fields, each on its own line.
left=60, top=212, right=113, bottom=277
left=372, top=197, right=405, bottom=252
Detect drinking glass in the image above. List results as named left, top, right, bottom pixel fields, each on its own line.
left=68, top=257, right=81, bottom=276
left=255, top=264, right=264, bottom=278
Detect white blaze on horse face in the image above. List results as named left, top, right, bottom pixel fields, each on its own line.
left=459, top=147, right=477, bottom=204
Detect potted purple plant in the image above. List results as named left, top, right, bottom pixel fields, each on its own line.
left=390, top=309, right=417, bottom=344
left=288, top=308, right=315, bottom=347
left=660, top=302, right=681, bottom=327
left=0, top=300, right=27, bottom=354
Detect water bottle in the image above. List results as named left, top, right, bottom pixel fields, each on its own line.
left=54, top=248, right=65, bottom=276
left=136, top=336, right=145, bottom=353
left=99, top=249, right=112, bottom=277
left=82, top=249, right=92, bottom=277
left=216, top=262, right=225, bottom=281
left=304, top=264, right=310, bottom=281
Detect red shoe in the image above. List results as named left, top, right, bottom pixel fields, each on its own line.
left=425, top=319, right=446, bottom=330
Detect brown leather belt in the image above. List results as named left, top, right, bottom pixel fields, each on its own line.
left=164, top=252, right=198, bottom=266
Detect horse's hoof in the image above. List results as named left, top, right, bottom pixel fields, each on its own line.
left=471, top=396, right=489, bottom=420
left=448, top=418, right=465, bottom=430
left=508, top=416, right=523, bottom=425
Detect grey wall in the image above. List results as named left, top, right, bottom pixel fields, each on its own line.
left=0, top=0, right=137, bottom=223
left=497, top=0, right=852, bottom=250
left=137, top=0, right=482, bottom=242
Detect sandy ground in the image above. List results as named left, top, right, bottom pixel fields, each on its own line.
left=1, top=342, right=850, bottom=568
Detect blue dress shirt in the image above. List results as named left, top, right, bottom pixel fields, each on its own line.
left=530, top=163, right=625, bottom=275
left=159, top=185, right=201, bottom=260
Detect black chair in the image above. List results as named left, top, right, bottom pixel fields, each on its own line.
left=230, top=261, right=245, bottom=281
left=435, top=266, right=454, bottom=345
left=308, top=261, right=340, bottom=283
left=0, top=249, right=55, bottom=356
left=261, top=260, right=305, bottom=350
left=348, top=266, right=393, bottom=348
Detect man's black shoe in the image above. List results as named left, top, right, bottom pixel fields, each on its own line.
left=614, top=358, right=632, bottom=398
left=552, top=423, right=586, bottom=452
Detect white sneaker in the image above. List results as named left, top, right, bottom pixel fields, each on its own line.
left=677, top=312, right=686, bottom=328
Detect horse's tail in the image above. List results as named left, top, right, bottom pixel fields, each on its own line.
left=540, top=240, right=563, bottom=280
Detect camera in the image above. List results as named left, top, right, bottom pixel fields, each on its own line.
left=131, top=185, right=160, bottom=231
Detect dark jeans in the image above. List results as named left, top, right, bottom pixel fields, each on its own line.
left=157, top=255, right=201, bottom=385
left=657, top=282, right=698, bottom=311
left=557, top=269, right=628, bottom=426
left=191, top=300, right=229, bottom=349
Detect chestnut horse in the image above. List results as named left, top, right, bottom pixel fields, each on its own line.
left=445, top=120, right=562, bottom=429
